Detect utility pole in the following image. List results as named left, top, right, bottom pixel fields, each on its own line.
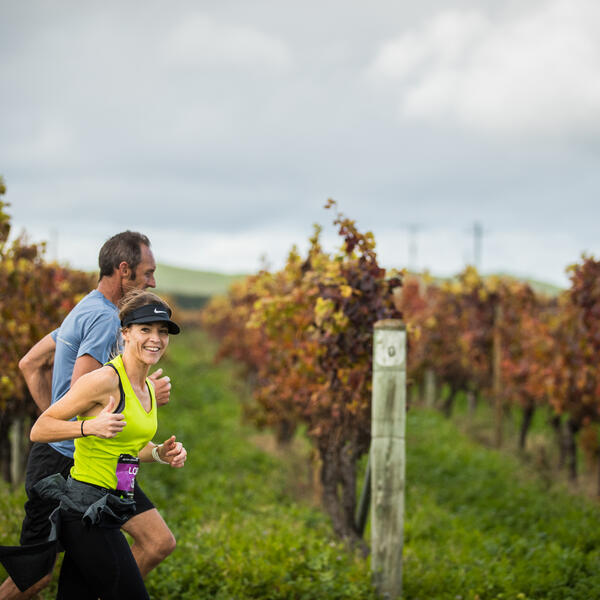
left=49, top=228, right=59, bottom=263
left=402, top=223, right=423, bottom=273
left=408, top=224, right=419, bottom=273
left=473, top=222, right=483, bottom=270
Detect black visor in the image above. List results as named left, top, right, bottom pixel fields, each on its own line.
left=121, top=303, right=181, bottom=334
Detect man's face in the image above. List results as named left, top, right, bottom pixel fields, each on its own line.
left=124, top=244, right=156, bottom=292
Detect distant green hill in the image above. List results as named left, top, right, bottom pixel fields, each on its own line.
left=404, top=269, right=564, bottom=298
left=488, top=272, right=564, bottom=297
left=152, top=263, right=564, bottom=309
left=154, top=263, right=246, bottom=308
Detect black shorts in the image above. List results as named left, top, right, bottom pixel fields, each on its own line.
left=20, top=443, right=154, bottom=546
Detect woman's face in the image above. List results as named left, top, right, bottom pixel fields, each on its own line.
left=122, top=322, right=170, bottom=365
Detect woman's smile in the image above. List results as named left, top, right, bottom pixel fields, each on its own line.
left=124, top=323, right=170, bottom=364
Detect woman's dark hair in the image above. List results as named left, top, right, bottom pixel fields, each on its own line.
left=98, top=231, right=151, bottom=280
left=119, top=290, right=172, bottom=324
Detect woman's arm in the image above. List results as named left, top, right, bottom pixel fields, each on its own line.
left=139, top=435, right=187, bottom=468
left=30, top=367, right=125, bottom=443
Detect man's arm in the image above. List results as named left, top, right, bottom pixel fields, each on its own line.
left=71, top=354, right=103, bottom=386
left=19, top=331, right=104, bottom=413
left=19, top=333, right=56, bottom=413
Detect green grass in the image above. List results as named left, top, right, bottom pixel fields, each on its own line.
left=2, top=331, right=600, bottom=598
left=403, top=410, right=600, bottom=599
left=435, top=387, right=598, bottom=494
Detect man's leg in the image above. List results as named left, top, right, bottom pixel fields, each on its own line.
left=0, top=444, right=72, bottom=600
left=121, top=509, right=176, bottom=577
left=0, top=572, right=52, bottom=600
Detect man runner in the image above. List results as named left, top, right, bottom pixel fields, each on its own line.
left=0, top=231, right=176, bottom=599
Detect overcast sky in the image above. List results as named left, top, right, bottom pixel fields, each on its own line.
left=2, top=0, right=599, bottom=286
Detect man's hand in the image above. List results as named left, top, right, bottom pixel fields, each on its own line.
left=149, top=368, right=171, bottom=406
left=158, top=435, right=187, bottom=468
left=86, top=396, right=126, bottom=439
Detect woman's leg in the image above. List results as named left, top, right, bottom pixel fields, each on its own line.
left=57, top=553, right=96, bottom=600
left=58, top=517, right=148, bottom=600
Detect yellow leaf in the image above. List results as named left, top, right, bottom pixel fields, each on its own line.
left=340, top=285, right=353, bottom=298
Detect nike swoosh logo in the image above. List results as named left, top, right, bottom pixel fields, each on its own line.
left=154, top=308, right=168, bottom=315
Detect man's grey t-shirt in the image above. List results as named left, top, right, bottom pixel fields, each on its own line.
left=49, top=290, right=121, bottom=458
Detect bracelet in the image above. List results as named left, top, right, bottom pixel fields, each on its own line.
left=81, top=420, right=87, bottom=437
left=152, top=444, right=169, bottom=465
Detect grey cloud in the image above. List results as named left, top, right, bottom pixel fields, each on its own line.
left=1, top=0, right=599, bottom=283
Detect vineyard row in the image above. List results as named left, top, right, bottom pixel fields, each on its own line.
left=202, top=202, right=600, bottom=541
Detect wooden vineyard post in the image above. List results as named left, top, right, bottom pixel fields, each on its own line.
left=9, top=416, right=25, bottom=485
left=423, top=368, right=436, bottom=408
left=371, top=319, right=406, bottom=599
left=355, top=454, right=371, bottom=537
left=467, top=390, right=477, bottom=418
left=493, top=302, right=503, bottom=448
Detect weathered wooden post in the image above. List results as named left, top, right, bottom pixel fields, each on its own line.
left=467, top=390, right=477, bottom=418
left=9, top=416, right=24, bottom=485
left=493, top=302, right=503, bottom=448
left=355, top=454, right=371, bottom=537
left=371, top=319, right=406, bottom=599
left=423, top=368, right=436, bottom=408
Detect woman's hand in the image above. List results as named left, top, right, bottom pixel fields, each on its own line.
left=149, top=368, right=171, bottom=406
left=30, top=367, right=122, bottom=443
left=159, top=435, right=187, bottom=468
left=85, top=396, right=126, bottom=439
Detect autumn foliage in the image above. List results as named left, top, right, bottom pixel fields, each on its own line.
left=202, top=201, right=401, bottom=543
left=205, top=196, right=600, bottom=502
left=399, top=259, right=600, bottom=487
left=0, top=178, right=95, bottom=481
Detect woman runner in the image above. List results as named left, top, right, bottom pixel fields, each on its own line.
left=29, top=289, right=187, bottom=599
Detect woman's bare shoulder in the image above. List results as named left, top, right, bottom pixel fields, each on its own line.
left=73, top=364, right=120, bottom=393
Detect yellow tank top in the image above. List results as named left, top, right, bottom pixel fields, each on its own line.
left=71, top=354, right=157, bottom=490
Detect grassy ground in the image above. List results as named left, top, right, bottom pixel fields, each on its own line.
left=0, top=331, right=375, bottom=599
left=2, top=331, right=600, bottom=598
left=436, top=388, right=600, bottom=498
left=403, top=409, right=600, bottom=599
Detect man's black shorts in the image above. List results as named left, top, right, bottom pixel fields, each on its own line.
left=20, top=442, right=154, bottom=546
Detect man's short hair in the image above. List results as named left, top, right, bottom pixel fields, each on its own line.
left=98, top=231, right=151, bottom=280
